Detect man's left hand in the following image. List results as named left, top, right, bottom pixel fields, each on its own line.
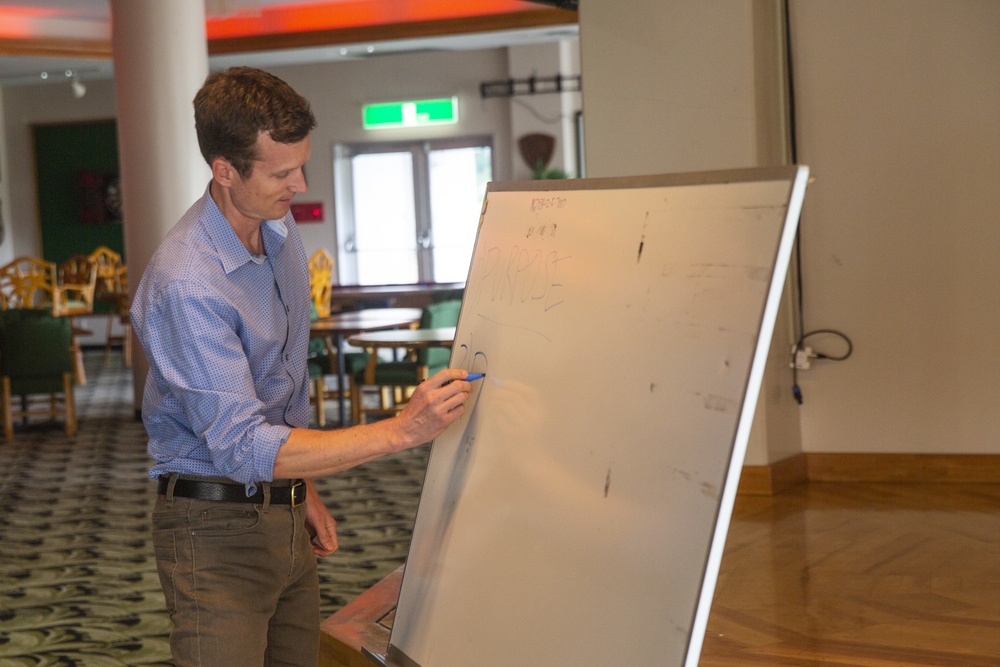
left=303, top=479, right=339, bottom=556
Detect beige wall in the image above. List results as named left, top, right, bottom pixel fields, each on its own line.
left=578, top=0, right=802, bottom=467
left=507, top=40, right=582, bottom=181
left=579, top=1, right=760, bottom=178
left=580, top=0, right=1000, bottom=458
left=789, top=0, right=1000, bottom=454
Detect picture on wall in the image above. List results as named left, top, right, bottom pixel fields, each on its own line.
left=77, top=170, right=122, bottom=224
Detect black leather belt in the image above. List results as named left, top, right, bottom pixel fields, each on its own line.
left=158, top=477, right=306, bottom=507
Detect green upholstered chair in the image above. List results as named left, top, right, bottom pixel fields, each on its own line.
left=0, top=308, right=77, bottom=440
left=307, top=302, right=369, bottom=427
left=351, top=298, right=462, bottom=423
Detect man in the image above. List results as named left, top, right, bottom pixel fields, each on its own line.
left=130, top=67, right=472, bottom=666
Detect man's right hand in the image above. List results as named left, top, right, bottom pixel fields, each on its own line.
left=392, top=368, right=473, bottom=447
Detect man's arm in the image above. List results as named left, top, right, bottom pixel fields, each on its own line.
left=272, top=368, right=472, bottom=479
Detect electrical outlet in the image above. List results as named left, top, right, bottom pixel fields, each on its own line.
left=790, top=345, right=814, bottom=370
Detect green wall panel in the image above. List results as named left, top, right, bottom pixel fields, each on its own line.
left=33, top=120, right=124, bottom=265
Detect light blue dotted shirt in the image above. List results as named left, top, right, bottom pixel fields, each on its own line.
left=131, top=186, right=312, bottom=492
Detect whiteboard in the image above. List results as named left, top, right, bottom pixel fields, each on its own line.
left=384, top=167, right=809, bottom=667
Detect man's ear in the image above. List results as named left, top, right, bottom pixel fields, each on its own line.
left=211, top=157, right=238, bottom=187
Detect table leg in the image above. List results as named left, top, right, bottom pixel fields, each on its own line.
left=335, top=332, right=347, bottom=425
left=69, top=320, right=88, bottom=386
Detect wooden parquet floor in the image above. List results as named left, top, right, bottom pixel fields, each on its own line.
left=700, top=482, right=1000, bottom=666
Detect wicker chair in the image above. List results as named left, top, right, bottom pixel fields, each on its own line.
left=308, top=248, right=335, bottom=319
left=88, top=246, right=131, bottom=368
left=56, top=254, right=98, bottom=316
left=0, top=256, right=59, bottom=311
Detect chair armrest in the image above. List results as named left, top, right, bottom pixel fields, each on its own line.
left=53, top=282, right=96, bottom=316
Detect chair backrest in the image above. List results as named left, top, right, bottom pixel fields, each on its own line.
left=58, top=255, right=96, bottom=286
left=89, top=245, right=123, bottom=297
left=0, top=308, right=74, bottom=395
left=418, top=299, right=462, bottom=370
left=308, top=248, right=334, bottom=319
left=0, top=256, right=58, bottom=312
left=57, top=255, right=99, bottom=314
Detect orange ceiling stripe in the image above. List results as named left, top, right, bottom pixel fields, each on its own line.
left=0, top=6, right=61, bottom=19
left=206, top=0, right=546, bottom=40
left=0, top=6, right=66, bottom=39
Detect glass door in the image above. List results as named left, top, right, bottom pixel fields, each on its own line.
left=348, top=150, right=419, bottom=285
left=335, top=137, right=492, bottom=285
left=427, top=145, right=492, bottom=283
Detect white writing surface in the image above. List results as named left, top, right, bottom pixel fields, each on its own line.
left=386, top=168, right=809, bottom=667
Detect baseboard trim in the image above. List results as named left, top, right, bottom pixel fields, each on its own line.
left=740, top=453, right=1000, bottom=495
left=738, top=454, right=808, bottom=496
left=805, top=453, right=1000, bottom=484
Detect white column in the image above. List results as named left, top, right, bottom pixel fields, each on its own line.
left=111, top=0, right=210, bottom=412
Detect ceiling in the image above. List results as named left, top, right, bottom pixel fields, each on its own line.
left=0, top=0, right=579, bottom=87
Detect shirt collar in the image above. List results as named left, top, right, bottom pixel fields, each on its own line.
left=202, top=185, right=289, bottom=274
left=265, top=217, right=288, bottom=240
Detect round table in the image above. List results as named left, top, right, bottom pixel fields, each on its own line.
left=347, top=327, right=456, bottom=351
left=310, top=308, right=422, bottom=424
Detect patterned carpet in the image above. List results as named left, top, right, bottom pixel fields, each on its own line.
left=0, top=351, right=428, bottom=666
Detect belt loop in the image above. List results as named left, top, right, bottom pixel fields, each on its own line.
left=262, top=482, right=272, bottom=513
left=165, top=473, right=178, bottom=506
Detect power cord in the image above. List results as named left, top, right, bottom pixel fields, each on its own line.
left=791, top=329, right=853, bottom=404
left=782, top=0, right=852, bottom=406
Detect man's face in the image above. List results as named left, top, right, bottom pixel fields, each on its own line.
left=229, top=131, right=311, bottom=223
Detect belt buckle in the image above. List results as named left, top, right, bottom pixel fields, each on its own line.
left=290, top=480, right=305, bottom=507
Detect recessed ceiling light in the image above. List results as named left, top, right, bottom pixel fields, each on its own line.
left=340, top=47, right=347, bottom=55
left=366, top=45, right=374, bottom=53
left=40, top=72, right=48, bottom=79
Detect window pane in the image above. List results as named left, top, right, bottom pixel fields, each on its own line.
left=428, top=146, right=492, bottom=282
left=352, top=152, right=418, bottom=285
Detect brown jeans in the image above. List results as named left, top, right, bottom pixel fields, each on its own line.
left=152, top=477, right=319, bottom=666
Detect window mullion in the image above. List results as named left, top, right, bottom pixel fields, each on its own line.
left=412, top=144, right=433, bottom=282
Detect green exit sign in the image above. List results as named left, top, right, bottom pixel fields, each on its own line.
left=363, top=97, right=458, bottom=129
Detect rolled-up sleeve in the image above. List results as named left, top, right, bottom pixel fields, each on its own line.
left=140, top=278, right=290, bottom=484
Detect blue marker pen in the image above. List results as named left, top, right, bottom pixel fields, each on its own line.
left=424, top=373, right=485, bottom=386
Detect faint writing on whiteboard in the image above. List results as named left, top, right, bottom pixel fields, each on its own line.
left=473, top=244, right=570, bottom=312
left=530, top=196, right=566, bottom=212
left=526, top=223, right=557, bottom=239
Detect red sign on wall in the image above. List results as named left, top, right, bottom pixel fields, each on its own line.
left=291, top=202, right=324, bottom=223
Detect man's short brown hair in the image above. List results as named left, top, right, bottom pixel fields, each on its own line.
left=194, top=67, right=316, bottom=179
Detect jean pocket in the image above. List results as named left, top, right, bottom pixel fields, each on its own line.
left=192, top=505, right=262, bottom=536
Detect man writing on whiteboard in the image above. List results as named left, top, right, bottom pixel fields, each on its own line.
left=130, top=67, right=473, bottom=666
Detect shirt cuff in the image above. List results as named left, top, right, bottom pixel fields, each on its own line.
left=251, top=422, right=292, bottom=487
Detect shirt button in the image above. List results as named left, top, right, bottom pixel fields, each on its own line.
left=285, top=353, right=290, bottom=361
